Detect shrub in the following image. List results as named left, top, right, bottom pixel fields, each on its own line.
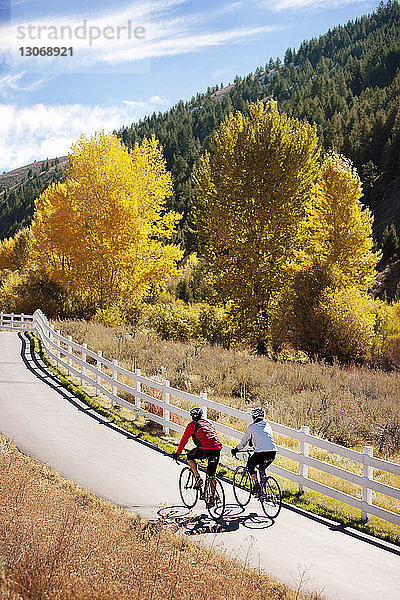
left=375, top=336, right=400, bottom=370
left=316, top=286, right=376, bottom=363
left=122, top=302, right=147, bottom=327
left=291, top=264, right=381, bottom=363
left=0, top=270, right=66, bottom=318
left=198, top=304, right=233, bottom=348
left=94, top=306, right=126, bottom=327
left=145, top=302, right=200, bottom=342
left=371, top=298, right=400, bottom=353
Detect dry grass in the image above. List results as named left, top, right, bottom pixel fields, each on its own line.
left=0, top=436, right=323, bottom=600
left=51, top=320, right=400, bottom=543
left=55, top=320, right=400, bottom=456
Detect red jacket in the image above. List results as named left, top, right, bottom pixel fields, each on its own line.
left=177, top=418, right=222, bottom=454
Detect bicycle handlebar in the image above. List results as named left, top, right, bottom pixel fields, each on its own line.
left=233, top=449, right=253, bottom=458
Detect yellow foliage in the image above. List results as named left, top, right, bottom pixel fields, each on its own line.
left=372, top=299, right=400, bottom=352
left=145, top=302, right=200, bottom=342
left=316, top=286, right=376, bottom=362
left=93, top=306, right=126, bottom=327
left=0, top=228, right=32, bottom=271
left=198, top=304, right=234, bottom=348
left=195, top=108, right=380, bottom=358
left=194, top=101, right=322, bottom=348
left=291, top=265, right=400, bottom=362
left=309, top=153, right=380, bottom=290
left=0, top=270, right=65, bottom=317
left=290, top=262, right=339, bottom=357
left=30, top=132, right=183, bottom=308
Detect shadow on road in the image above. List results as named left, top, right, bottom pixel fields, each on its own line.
left=282, top=501, right=400, bottom=557
left=18, top=332, right=175, bottom=460
left=18, top=332, right=400, bottom=557
left=157, top=503, right=275, bottom=535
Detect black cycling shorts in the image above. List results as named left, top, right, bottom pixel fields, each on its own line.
left=247, top=451, right=276, bottom=475
left=186, top=447, right=221, bottom=476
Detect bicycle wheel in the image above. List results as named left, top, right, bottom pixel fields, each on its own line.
left=233, top=466, right=252, bottom=507
left=179, top=467, right=198, bottom=508
left=260, top=476, right=282, bottom=519
left=205, top=477, right=226, bottom=521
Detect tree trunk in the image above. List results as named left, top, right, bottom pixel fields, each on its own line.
left=256, top=339, right=267, bottom=355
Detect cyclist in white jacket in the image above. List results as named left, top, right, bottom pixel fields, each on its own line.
left=231, top=407, right=277, bottom=496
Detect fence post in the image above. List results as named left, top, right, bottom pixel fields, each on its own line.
left=96, top=351, right=103, bottom=396
left=134, top=369, right=141, bottom=417
left=246, top=408, right=254, bottom=427
left=200, top=391, right=208, bottom=419
left=11, top=313, right=14, bottom=331
left=0, top=312, right=3, bottom=329
left=163, top=379, right=170, bottom=435
left=56, top=330, right=61, bottom=365
left=81, top=343, right=87, bottom=385
left=112, top=360, right=118, bottom=407
left=21, top=313, right=25, bottom=331
left=299, top=425, right=310, bottom=494
left=67, top=336, right=72, bottom=375
left=362, top=445, right=374, bottom=523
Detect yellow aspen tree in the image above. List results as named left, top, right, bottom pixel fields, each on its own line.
left=194, top=101, right=321, bottom=352
left=31, top=132, right=182, bottom=308
left=312, top=153, right=381, bottom=290
left=291, top=154, right=381, bottom=361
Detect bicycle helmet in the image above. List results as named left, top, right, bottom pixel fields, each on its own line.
left=190, top=406, right=203, bottom=420
left=251, top=407, right=265, bottom=420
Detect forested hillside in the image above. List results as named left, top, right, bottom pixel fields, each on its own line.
left=2, top=1, right=400, bottom=252
left=117, top=0, right=400, bottom=249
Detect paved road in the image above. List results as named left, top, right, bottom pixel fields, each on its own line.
left=1, top=331, right=399, bottom=599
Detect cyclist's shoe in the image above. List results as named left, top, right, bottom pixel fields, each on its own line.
left=194, top=476, right=203, bottom=490
left=251, top=482, right=261, bottom=497
left=207, top=497, right=215, bottom=507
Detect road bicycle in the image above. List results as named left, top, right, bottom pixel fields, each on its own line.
left=178, top=461, right=226, bottom=521
left=232, top=450, right=282, bottom=519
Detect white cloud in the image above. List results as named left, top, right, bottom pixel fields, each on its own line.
left=102, top=24, right=279, bottom=65
left=0, top=99, right=168, bottom=172
left=122, top=96, right=170, bottom=110
left=149, top=95, right=168, bottom=104
left=0, top=71, right=52, bottom=95
left=0, top=72, right=24, bottom=92
left=0, top=0, right=280, bottom=79
left=266, top=0, right=370, bottom=11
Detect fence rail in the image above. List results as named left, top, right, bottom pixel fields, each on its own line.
left=2, top=309, right=400, bottom=527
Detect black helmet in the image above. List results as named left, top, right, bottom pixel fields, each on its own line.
left=251, top=407, right=265, bottom=420
left=190, top=407, right=203, bottom=420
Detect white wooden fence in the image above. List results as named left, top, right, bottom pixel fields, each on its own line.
left=1, top=309, right=400, bottom=527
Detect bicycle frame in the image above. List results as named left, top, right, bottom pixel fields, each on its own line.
left=237, top=450, right=270, bottom=487
left=233, top=449, right=282, bottom=518
left=178, top=460, right=226, bottom=520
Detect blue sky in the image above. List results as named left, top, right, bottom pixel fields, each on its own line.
left=0, top=0, right=378, bottom=172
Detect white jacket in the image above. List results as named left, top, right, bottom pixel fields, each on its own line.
left=237, top=419, right=277, bottom=453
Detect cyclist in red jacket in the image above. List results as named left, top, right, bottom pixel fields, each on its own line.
left=172, top=407, right=222, bottom=495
